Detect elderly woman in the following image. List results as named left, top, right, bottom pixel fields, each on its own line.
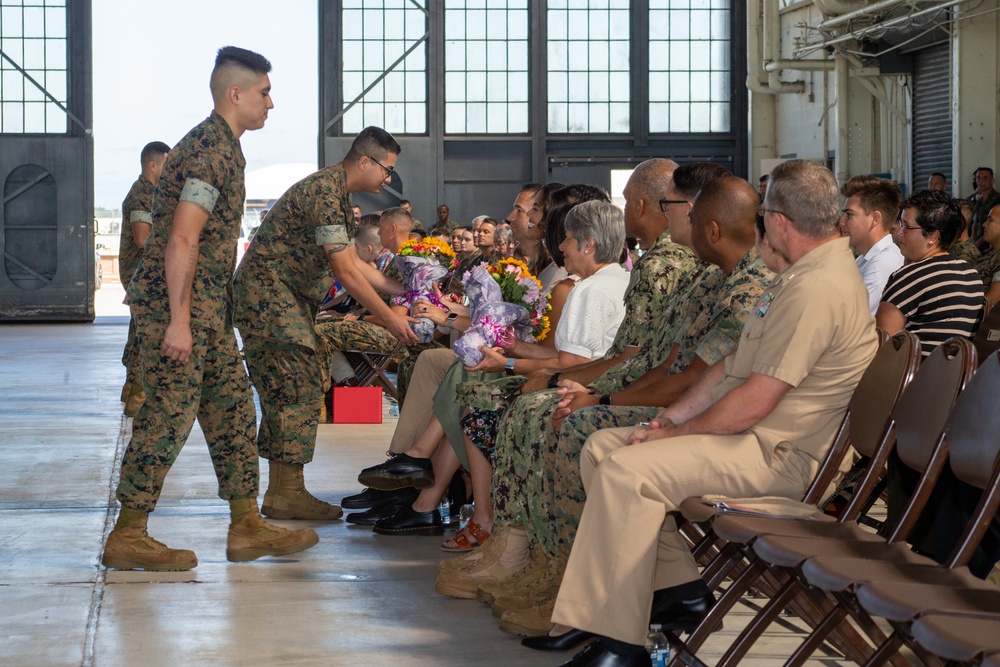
left=493, top=225, right=515, bottom=259
left=876, top=190, right=984, bottom=358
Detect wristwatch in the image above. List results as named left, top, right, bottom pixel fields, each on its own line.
left=504, top=358, right=517, bottom=376
left=446, top=312, right=459, bottom=326
left=547, top=372, right=562, bottom=389
left=598, top=394, right=612, bottom=405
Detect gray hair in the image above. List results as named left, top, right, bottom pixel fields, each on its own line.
left=355, top=224, right=382, bottom=249
left=765, top=159, right=841, bottom=238
left=628, top=158, right=678, bottom=204
left=564, top=200, right=625, bottom=264
left=493, top=226, right=513, bottom=244
left=379, top=206, right=413, bottom=233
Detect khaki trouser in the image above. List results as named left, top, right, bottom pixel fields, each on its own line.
left=551, top=426, right=817, bottom=646
left=388, top=347, right=456, bottom=452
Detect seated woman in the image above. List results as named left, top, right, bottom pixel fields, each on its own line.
left=877, top=189, right=985, bottom=556
left=876, top=190, right=984, bottom=358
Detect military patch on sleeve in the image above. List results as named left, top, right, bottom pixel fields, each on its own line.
left=129, top=210, right=153, bottom=224
left=179, top=178, right=220, bottom=213
left=316, top=224, right=354, bottom=247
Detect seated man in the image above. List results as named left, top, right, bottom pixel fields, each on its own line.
left=549, top=159, right=878, bottom=666
left=838, top=176, right=903, bottom=315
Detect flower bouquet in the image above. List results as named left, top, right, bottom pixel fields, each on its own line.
left=392, top=237, right=458, bottom=342
left=452, top=258, right=551, bottom=366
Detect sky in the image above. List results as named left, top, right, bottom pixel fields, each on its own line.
left=91, top=1, right=318, bottom=209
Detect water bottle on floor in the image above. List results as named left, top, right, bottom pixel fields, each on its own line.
left=645, top=623, right=670, bottom=666
left=438, top=498, right=450, bottom=524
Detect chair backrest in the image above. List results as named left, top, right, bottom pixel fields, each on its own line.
left=972, top=300, right=1000, bottom=364
left=938, top=348, right=1000, bottom=566
left=800, top=330, right=920, bottom=505
left=880, top=338, right=977, bottom=542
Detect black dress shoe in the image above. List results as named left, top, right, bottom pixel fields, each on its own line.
left=649, top=590, right=716, bottom=633
left=341, top=486, right=417, bottom=510
left=556, top=641, right=650, bottom=667
left=521, top=628, right=596, bottom=652
left=346, top=502, right=407, bottom=526
left=372, top=503, right=443, bottom=535
left=358, top=453, right=434, bottom=491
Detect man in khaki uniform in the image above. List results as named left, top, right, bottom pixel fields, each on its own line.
left=104, top=47, right=318, bottom=571
left=548, top=159, right=878, bottom=665
left=118, top=140, right=170, bottom=417
left=233, top=128, right=418, bottom=521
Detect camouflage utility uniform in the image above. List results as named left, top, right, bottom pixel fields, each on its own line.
left=120, top=112, right=259, bottom=511
left=975, top=247, right=1000, bottom=290
left=950, top=239, right=981, bottom=266
left=118, top=175, right=156, bottom=388
left=543, top=248, right=773, bottom=556
left=233, top=162, right=364, bottom=465
left=490, top=234, right=699, bottom=531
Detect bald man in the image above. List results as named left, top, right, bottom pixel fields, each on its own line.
left=105, top=46, right=317, bottom=572
left=492, top=176, right=775, bottom=637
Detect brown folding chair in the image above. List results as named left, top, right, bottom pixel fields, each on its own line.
left=343, top=341, right=404, bottom=401
left=669, top=331, right=921, bottom=664
left=972, top=300, right=1000, bottom=364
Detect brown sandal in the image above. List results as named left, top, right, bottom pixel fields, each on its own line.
left=441, top=520, right=491, bottom=552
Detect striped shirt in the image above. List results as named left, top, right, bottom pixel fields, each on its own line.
left=880, top=254, right=985, bottom=356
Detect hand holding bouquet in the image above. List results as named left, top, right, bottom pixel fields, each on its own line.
left=392, top=238, right=458, bottom=342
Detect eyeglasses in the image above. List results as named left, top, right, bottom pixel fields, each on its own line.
left=659, top=199, right=689, bottom=214
left=367, top=155, right=394, bottom=179
left=756, top=204, right=789, bottom=218
left=895, top=222, right=923, bottom=233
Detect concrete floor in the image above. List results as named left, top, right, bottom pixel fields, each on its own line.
left=0, top=281, right=884, bottom=666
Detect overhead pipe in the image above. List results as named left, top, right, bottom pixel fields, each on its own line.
left=835, top=53, right=851, bottom=185
left=818, top=0, right=941, bottom=30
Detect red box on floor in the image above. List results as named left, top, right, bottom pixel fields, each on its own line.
left=332, top=386, right=383, bottom=424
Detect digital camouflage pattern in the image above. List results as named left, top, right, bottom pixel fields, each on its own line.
left=119, top=321, right=259, bottom=511
left=492, top=247, right=773, bottom=554
left=118, top=175, right=156, bottom=383
left=950, top=239, right=981, bottom=266
left=242, top=337, right=323, bottom=465
left=607, top=230, right=698, bottom=356
left=127, top=112, right=246, bottom=333
left=233, top=162, right=354, bottom=349
left=975, top=247, right=1000, bottom=289
left=118, top=111, right=259, bottom=511
left=118, top=175, right=156, bottom=286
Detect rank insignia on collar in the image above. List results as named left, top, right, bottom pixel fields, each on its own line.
left=754, top=292, right=776, bottom=318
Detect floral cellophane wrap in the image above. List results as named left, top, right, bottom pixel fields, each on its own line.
left=452, top=258, right=551, bottom=366
left=392, top=238, right=458, bottom=343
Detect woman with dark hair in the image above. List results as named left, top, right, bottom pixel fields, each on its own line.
left=876, top=190, right=984, bottom=357
left=516, top=182, right=564, bottom=291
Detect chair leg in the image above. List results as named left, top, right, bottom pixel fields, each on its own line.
left=784, top=605, right=849, bottom=667
left=717, top=577, right=802, bottom=667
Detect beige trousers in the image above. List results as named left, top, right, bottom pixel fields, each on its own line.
left=551, top=425, right=818, bottom=646
left=388, top=347, right=457, bottom=453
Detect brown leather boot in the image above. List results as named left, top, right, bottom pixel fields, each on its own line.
left=476, top=548, right=548, bottom=605
left=226, top=498, right=319, bottom=562
left=492, top=554, right=567, bottom=617
left=498, top=598, right=557, bottom=637
left=261, top=461, right=343, bottom=520
left=102, top=507, right=197, bottom=571
left=123, top=386, right=146, bottom=418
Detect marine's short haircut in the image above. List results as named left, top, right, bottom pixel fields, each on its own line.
left=359, top=213, right=381, bottom=227
left=842, top=177, right=902, bottom=232
left=551, top=184, right=612, bottom=206
left=140, top=141, right=171, bottom=166
left=672, top=162, right=732, bottom=200
left=355, top=224, right=382, bottom=249
left=210, top=46, right=271, bottom=100
left=346, top=126, right=402, bottom=163
left=975, top=167, right=995, bottom=178
left=931, top=172, right=947, bottom=181
left=766, top=159, right=841, bottom=238
left=625, top=159, right=678, bottom=206
left=380, top=206, right=414, bottom=233
left=759, top=174, right=769, bottom=183
left=900, top=190, right=963, bottom=249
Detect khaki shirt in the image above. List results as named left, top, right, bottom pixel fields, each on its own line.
left=233, top=162, right=354, bottom=349
left=714, top=237, right=878, bottom=461
left=127, top=112, right=246, bottom=332
left=117, top=175, right=155, bottom=286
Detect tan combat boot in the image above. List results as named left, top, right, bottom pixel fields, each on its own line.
left=435, top=525, right=530, bottom=599
left=476, top=548, right=548, bottom=605
left=124, top=386, right=146, bottom=418
left=437, top=525, right=508, bottom=574
left=120, top=381, right=132, bottom=403
left=498, top=597, right=557, bottom=637
left=102, top=507, right=198, bottom=571
left=492, top=554, right=567, bottom=617
left=261, top=461, right=343, bottom=520
left=226, top=498, right=319, bottom=562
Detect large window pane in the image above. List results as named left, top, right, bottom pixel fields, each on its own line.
left=649, top=0, right=732, bottom=133
left=341, top=0, right=427, bottom=135
left=548, top=2, right=631, bottom=134
left=444, top=0, right=529, bottom=134
left=0, top=0, right=68, bottom=134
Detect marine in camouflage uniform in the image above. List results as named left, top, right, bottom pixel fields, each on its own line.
left=233, top=162, right=360, bottom=467
left=118, top=173, right=156, bottom=396
left=950, top=238, right=981, bottom=266
left=543, top=247, right=773, bottom=557
left=120, top=111, right=259, bottom=511
left=975, top=247, right=1000, bottom=290
left=490, top=232, right=699, bottom=529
